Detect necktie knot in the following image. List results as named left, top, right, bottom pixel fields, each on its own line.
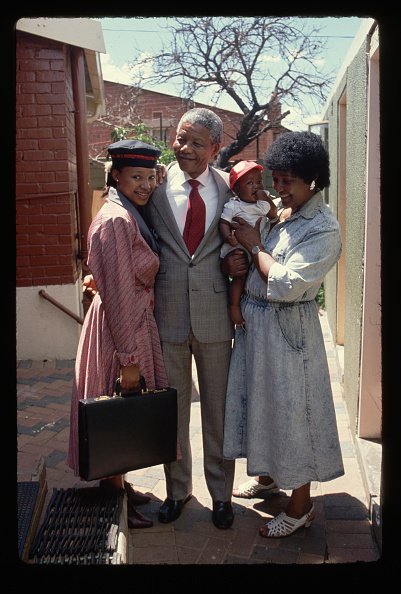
left=188, top=179, right=200, bottom=189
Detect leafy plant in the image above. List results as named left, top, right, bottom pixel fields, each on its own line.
left=111, top=124, right=175, bottom=165
left=316, top=283, right=325, bottom=309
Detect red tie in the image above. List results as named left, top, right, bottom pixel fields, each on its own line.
left=183, top=179, right=206, bottom=255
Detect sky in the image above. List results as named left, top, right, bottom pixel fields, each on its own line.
left=95, top=16, right=366, bottom=131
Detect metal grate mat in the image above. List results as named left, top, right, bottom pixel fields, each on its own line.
left=29, top=487, right=124, bottom=564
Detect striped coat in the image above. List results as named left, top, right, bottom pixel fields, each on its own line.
left=67, top=197, right=168, bottom=477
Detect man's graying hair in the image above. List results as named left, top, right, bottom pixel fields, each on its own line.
left=177, top=108, right=223, bottom=144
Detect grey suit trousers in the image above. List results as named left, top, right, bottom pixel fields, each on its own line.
left=162, top=332, right=235, bottom=502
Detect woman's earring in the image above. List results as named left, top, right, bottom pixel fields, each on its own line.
left=309, top=180, right=316, bottom=191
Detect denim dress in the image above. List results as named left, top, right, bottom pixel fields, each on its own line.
left=223, top=192, right=345, bottom=490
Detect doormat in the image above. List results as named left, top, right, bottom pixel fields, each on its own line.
left=29, top=487, right=124, bottom=564
left=18, top=481, right=40, bottom=560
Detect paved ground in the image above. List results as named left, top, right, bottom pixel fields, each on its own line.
left=17, top=311, right=382, bottom=572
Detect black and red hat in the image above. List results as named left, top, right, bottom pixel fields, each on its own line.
left=107, top=139, right=161, bottom=168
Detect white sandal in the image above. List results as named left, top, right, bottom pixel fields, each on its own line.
left=232, top=478, right=279, bottom=499
left=259, top=504, right=315, bottom=538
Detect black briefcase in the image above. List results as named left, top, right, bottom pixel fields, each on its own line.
left=78, top=379, right=177, bottom=481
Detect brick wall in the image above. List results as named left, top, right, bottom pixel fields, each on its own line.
left=88, top=81, right=283, bottom=164
left=16, top=32, right=80, bottom=287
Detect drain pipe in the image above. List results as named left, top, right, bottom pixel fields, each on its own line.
left=71, top=46, right=92, bottom=271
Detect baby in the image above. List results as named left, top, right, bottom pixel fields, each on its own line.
left=219, top=160, right=278, bottom=326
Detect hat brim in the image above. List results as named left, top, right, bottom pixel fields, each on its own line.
left=230, top=162, right=263, bottom=189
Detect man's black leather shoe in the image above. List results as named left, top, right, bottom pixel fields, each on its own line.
left=212, top=500, right=234, bottom=529
left=158, top=495, right=192, bottom=523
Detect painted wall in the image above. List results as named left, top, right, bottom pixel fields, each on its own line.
left=342, top=41, right=369, bottom=429
left=17, top=283, right=83, bottom=360
left=324, top=36, right=373, bottom=433
left=358, top=28, right=381, bottom=439
left=323, top=22, right=382, bottom=551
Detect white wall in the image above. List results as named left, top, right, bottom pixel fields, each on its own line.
left=17, top=282, right=83, bottom=360
left=358, top=26, right=381, bottom=439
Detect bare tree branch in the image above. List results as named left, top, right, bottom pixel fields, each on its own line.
left=129, top=17, right=333, bottom=168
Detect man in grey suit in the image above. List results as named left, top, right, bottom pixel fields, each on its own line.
left=147, top=108, right=243, bottom=529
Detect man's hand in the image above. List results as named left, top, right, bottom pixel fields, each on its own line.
left=221, top=249, right=249, bottom=277
left=156, top=164, right=167, bottom=185
left=83, top=274, right=98, bottom=297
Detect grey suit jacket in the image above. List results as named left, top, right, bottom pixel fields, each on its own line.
left=147, top=162, right=234, bottom=344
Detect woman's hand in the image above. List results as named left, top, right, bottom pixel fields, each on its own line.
left=82, top=274, right=98, bottom=297
left=120, top=364, right=141, bottom=393
left=231, top=216, right=262, bottom=253
left=221, top=249, right=249, bottom=277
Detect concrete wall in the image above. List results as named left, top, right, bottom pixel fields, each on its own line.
left=322, top=21, right=382, bottom=551
left=343, top=40, right=369, bottom=429
left=17, top=283, right=83, bottom=360
left=324, top=40, right=369, bottom=432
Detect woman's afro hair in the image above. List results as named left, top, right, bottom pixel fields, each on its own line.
left=264, top=131, right=330, bottom=190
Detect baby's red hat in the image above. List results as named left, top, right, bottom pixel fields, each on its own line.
left=229, top=161, right=263, bottom=190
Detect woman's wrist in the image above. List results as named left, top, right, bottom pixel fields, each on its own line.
left=251, top=244, right=266, bottom=259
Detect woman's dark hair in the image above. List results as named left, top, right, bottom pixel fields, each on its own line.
left=101, top=165, right=119, bottom=198
left=106, top=169, right=118, bottom=188
left=264, top=131, right=330, bottom=189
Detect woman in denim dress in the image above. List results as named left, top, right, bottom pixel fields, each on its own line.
left=223, top=131, right=344, bottom=538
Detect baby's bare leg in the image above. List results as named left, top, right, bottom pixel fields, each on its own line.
left=229, top=276, right=246, bottom=326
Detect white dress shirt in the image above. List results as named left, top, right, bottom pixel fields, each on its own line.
left=166, top=163, right=219, bottom=235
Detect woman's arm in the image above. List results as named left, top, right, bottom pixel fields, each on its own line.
left=231, top=216, right=276, bottom=282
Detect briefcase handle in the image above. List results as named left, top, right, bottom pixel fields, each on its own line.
left=114, top=376, right=147, bottom=398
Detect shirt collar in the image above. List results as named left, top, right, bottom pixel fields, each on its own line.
left=182, top=166, right=210, bottom=188
left=298, top=191, right=325, bottom=219
left=278, top=191, right=324, bottom=220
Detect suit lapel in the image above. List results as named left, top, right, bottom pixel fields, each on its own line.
left=150, top=163, right=231, bottom=257
left=150, top=176, right=190, bottom=255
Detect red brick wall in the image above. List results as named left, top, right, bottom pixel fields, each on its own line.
left=88, top=82, right=282, bottom=164
left=16, top=32, right=80, bottom=287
